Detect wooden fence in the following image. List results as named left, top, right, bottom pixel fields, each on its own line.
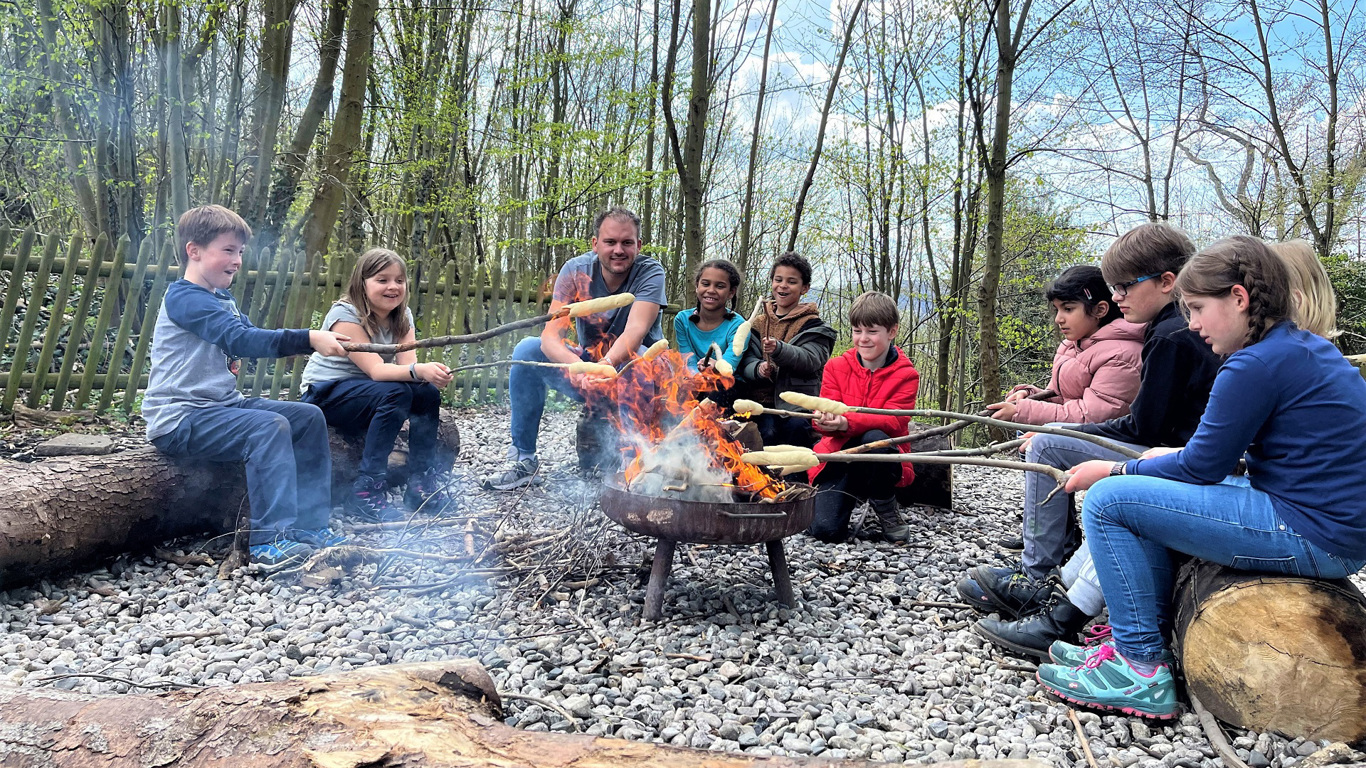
left=0, top=224, right=566, bottom=414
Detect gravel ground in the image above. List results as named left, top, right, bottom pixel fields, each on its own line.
left=0, top=405, right=1361, bottom=767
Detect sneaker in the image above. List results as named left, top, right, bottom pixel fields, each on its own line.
left=292, top=527, right=348, bottom=549
left=972, top=564, right=1055, bottom=619
left=346, top=474, right=405, bottom=523
left=483, top=456, right=543, bottom=491
left=1048, top=625, right=1114, bottom=667
left=404, top=467, right=454, bottom=512
left=249, top=538, right=315, bottom=570
left=973, top=587, right=1092, bottom=660
left=1036, top=644, right=1179, bottom=719
left=957, top=574, right=999, bottom=613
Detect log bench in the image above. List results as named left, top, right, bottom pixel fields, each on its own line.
left=0, top=410, right=460, bottom=587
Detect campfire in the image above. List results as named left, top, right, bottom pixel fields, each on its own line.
left=579, top=346, right=792, bottom=503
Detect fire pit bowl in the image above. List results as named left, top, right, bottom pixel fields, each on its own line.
left=600, top=474, right=815, bottom=620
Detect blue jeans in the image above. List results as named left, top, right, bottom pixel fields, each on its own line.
left=755, top=413, right=817, bottom=449
left=150, top=399, right=332, bottom=545
left=303, top=378, right=442, bottom=478
left=509, top=336, right=586, bottom=457
left=1083, top=475, right=1366, bottom=663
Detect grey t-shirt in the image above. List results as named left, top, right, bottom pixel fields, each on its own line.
left=552, top=252, right=667, bottom=349
left=300, top=301, right=415, bottom=391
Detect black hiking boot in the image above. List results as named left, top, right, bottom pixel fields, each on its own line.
left=973, top=586, right=1091, bottom=660
left=969, top=564, right=1056, bottom=620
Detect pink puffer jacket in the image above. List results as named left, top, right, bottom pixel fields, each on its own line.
left=1013, top=319, right=1145, bottom=425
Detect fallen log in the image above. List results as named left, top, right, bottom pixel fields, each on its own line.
left=1173, top=559, right=1366, bottom=742
left=0, top=410, right=461, bottom=587
left=0, top=659, right=1046, bottom=768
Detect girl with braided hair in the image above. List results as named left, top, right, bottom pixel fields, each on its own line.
left=1034, top=235, right=1366, bottom=719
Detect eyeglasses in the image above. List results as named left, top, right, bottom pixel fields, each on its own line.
left=1107, top=273, right=1162, bottom=298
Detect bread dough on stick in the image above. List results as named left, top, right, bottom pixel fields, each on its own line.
left=732, top=399, right=764, bottom=417
left=566, top=293, right=635, bottom=318
left=741, top=449, right=819, bottom=469
left=642, top=339, right=669, bottom=360
left=731, top=297, right=765, bottom=356
left=780, top=391, right=851, bottom=415
left=567, top=361, right=617, bottom=377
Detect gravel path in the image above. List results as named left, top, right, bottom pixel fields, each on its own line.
left=0, top=405, right=1358, bottom=767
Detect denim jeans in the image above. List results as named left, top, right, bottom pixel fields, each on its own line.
left=509, top=336, right=587, bottom=458
left=303, top=378, right=442, bottom=478
left=1022, top=431, right=1147, bottom=579
left=150, top=399, right=332, bottom=545
left=755, top=413, right=817, bottom=449
left=1083, top=475, right=1366, bottom=662
left=808, top=430, right=899, bottom=542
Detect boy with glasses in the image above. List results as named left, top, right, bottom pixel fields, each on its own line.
left=959, top=222, right=1222, bottom=659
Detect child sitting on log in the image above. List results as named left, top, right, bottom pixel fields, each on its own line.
left=674, top=259, right=745, bottom=374
left=986, top=265, right=1144, bottom=426
left=735, top=252, right=836, bottom=448
left=142, top=205, right=350, bottom=570
left=1040, top=235, right=1366, bottom=719
left=962, top=223, right=1221, bottom=660
left=806, top=291, right=920, bottom=544
left=300, top=248, right=454, bottom=522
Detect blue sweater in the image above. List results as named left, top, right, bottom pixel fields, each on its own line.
left=673, top=308, right=745, bottom=373
left=143, top=280, right=312, bottom=440
left=1125, top=322, right=1366, bottom=559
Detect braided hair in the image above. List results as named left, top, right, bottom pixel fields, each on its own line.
left=1175, top=235, right=1293, bottom=347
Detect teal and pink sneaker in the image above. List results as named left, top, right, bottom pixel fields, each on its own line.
left=1047, top=624, right=1113, bottom=667
left=1036, top=644, right=1179, bottom=719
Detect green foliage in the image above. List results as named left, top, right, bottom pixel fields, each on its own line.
left=1324, top=255, right=1366, bottom=355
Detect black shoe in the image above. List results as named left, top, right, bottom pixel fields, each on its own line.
left=971, top=564, right=1055, bottom=620
left=870, top=497, right=910, bottom=543
left=345, top=474, right=405, bottom=523
left=997, top=535, right=1024, bottom=553
left=973, top=587, right=1091, bottom=660
left=404, top=467, right=454, bottom=513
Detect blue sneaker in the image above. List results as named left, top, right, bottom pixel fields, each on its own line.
left=1048, top=625, right=1113, bottom=667
left=1036, top=644, right=1179, bottom=720
left=248, top=538, right=315, bottom=570
left=292, top=527, right=348, bottom=548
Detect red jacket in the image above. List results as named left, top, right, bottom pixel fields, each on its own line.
left=808, top=346, right=920, bottom=487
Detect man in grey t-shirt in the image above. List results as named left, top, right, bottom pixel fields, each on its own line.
left=484, top=207, right=667, bottom=490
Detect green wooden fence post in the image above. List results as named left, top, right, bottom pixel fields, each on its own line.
left=4, top=232, right=59, bottom=411
left=122, top=240, right=177, bottom=411
left=98, top=236, right=156, bottom=412
left=30, top=235, right=84, bottom=408
left=74, top=235, right=130, bottom=411
left=52, top=235, right=109, bottom=409
left=0, top=227, right=37, bottom=377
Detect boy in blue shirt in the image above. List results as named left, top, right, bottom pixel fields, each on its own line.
left=143, top=205, right=351, bottom=569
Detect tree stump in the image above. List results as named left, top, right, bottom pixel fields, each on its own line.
left=1173, top=559, right=1366, bottom=742
left=0, top=659, right=1048, bottom=768
left=896, top=424, right=953, bottom=510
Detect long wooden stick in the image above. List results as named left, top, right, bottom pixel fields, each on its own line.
left=779, top=393, right=1142, bottom=459
left=449, top=360, right=616, bottom=376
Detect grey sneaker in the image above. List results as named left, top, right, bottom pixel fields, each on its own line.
left=483, top=456, right=543, bottom=491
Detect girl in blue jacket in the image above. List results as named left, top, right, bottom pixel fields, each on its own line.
left=1038, top=235, right=1366, bottom=719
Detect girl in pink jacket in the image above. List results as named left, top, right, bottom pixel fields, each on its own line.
left=988, top=265, right=1144, bottom=426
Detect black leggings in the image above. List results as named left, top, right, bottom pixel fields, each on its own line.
left=807, top=430, right=899, bottom=542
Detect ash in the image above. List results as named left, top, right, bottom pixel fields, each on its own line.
left=0, top=405, right=1355, bottom=767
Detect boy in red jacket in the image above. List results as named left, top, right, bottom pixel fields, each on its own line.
left=807, top=292, right=920, bottom=543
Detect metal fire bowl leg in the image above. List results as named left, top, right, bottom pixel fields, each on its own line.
left=644, top=539, right=676, bottom=621
left=766, top=540, right=796, bottom=607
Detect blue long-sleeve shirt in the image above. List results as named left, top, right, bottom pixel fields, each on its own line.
left=1125, top=322, right=1366, bottom=559
left=142, top=280, right=312, bottom=440
left=673, top=308, right=745, bottom=373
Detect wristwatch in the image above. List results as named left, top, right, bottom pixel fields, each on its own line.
left=1109, top=462, right=1126, bottom=477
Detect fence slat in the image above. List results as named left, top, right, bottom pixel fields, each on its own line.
left=418, top=254, right=441, bottom=364
left=457, top=257, right=473, bottom=404
left=271, top=249, right=311, bottom=400
left=235, top=247, right=272, bottom=395
left=489, top=262, right=504, bottom=403
left=3, top=233, right=60, bottom=411
left=74, top=236, right=130, bottom=410
left=30, top=235, right=83, bottom=408
left=0, top=227, right=37, bottom=365
left=289, top=252, right=328, bottom=400
left=251, top=249, right=294, bottom=398
left=471, top=263, right=489, bottom=402
left=123, top=241, right=176, bottom=412
left=51, top=235, right=109, bottom=409
left=98, top=236, right=157, bottom=412
left=438, top=261, right=458, bottom=401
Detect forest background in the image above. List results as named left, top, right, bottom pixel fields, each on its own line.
left=0, top=0, right=1362, bottom=412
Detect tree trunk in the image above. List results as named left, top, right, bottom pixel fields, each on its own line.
left=0, top=659, right=1046, bottom=767
left=303, top=0, right=380, bottom=257
left=239, top=0, right=298, bottom=230
left=736, top=0, right=777, bottom=289
left=1173, top=559, right=1366, bottom=743
left=0, top=417, right=459, bottom=587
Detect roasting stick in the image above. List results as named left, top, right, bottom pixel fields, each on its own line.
left=779, top=392, right=1143, bottom=459
left=742, top=447, right=1071, bottom=501
left=616, top=338, right=671, bottom=376
left=341, top=293, right=635, bottom=353
left=447, top=360, right=618, bottom=377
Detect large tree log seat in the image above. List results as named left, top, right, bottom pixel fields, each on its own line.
left=1173, top=559, right=1366, bottom=742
